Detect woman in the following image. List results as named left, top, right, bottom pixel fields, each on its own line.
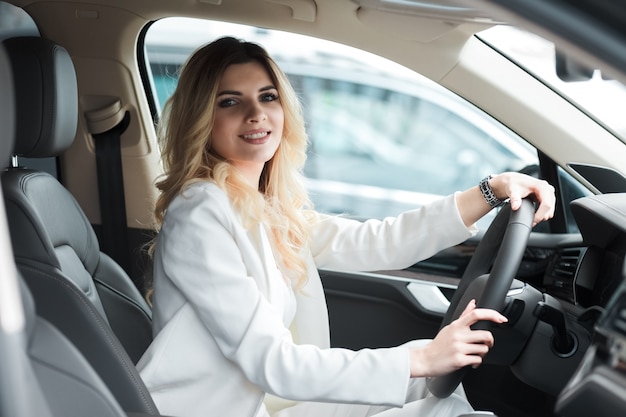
left=137, top=37, right=555, bottom=417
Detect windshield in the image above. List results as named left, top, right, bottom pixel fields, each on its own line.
left=478, top=26, right=626, bottom=143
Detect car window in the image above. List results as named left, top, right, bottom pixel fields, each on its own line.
left=0, top=2, right=38, bottom=41
left=479, top=26, right=626, bottom=144
left=142, top=18, right=586, bottom=229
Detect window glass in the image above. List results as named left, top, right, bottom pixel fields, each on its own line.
left=479, top=26, right=626, bottom=144
left=558, top=167, right=592, bottom=233
left=0, top=1, right=39, bottom=41
left=143, top=18, right=541, bottom=226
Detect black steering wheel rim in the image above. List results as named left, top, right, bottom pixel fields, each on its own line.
left=426, top=198, right=536, bottom=398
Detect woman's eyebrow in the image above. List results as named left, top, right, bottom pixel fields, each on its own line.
left=217, top=85, right=276, bottom=96
left=217, top=89, right=241, bottom=96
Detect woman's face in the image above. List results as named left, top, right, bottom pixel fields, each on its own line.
left=211, top=61, right=284, bottom=180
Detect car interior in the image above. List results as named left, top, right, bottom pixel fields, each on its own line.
left=0, top=38, right=133, bottom=417
left=1, top=1, right=626, bottom=417
left=2, top=35, right=157, bottom=415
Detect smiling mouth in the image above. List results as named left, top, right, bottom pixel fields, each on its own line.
left=240, top=131, right=270, bottom=141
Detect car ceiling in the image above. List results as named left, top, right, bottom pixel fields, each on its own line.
left=9, top=0, right=494, bottom=82
left=10, top=0, right=625, bottom=76
left=10, top=0, right=625, bottom=109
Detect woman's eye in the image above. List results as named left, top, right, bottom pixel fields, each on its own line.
left=218, top=98, right=237, bottom=108
left=260, top=92, right=279, bottom=102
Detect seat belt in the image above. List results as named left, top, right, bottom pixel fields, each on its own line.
left=85, top=100, right=132, bottom=275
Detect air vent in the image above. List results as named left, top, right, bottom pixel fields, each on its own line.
left=553, top=248, right=584, bottom=279
left=546, top=247, right=585, bottom=303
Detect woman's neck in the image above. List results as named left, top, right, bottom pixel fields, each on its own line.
left=232, top=161, right=264, bottom=189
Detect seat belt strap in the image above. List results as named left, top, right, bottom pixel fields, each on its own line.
left=86, top=101, right=132, bottom=275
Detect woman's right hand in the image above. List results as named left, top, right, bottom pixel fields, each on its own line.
left=408, top=299, right=508, bottom=378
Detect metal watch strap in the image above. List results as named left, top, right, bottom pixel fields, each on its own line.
left=479, top=175, right=505, bottom=208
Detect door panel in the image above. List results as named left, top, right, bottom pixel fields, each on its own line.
left=321, top=271, right=449, bottom=349
left=320, top=239, right=478, bottom=349
left=320, top=233, right=568, bottom=417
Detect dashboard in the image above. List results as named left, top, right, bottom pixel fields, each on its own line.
left=496, top=194, right=626, bottom=397
left=523, top=194, right=626, bottom=311
left=553, top=193, right=626, bottom=417
left=570, top=194, right=626, bottom=309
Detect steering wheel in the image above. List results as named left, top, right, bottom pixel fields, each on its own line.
left=426, top=198, right=536, bottom=398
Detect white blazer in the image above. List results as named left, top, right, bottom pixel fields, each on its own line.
left=137, top=181, right=476, bottom=417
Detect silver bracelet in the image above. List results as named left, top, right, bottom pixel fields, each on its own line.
left=479, top=175, right=505, bottom=208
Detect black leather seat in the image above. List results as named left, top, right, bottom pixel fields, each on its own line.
left=1, top=36, right=159, bottom=415
left=20, top=278, right=132, bottom=417
left=0, top=41, right=130, bottom=417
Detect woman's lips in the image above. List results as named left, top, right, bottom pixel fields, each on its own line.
left=240, top=130, right=271, bottom=143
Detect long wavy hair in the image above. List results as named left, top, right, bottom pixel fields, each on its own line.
left=153, top=36, right=315, bottom=286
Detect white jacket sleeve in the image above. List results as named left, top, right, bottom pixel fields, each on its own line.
left=310, top=193, right=477, bottom=271
left=158, top=184, right=410, bottom=406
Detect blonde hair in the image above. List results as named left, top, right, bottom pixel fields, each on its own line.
left=153, top=37, right=315, bottom=286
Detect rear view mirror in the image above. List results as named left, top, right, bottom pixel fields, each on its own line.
left=556, top=49, right=612, bottom=81
left=555, top=49, right=594, bottom=81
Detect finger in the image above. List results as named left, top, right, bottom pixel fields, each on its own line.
left=534, top=211, right=551, bottom=226
left=465, top=330, right=495, bottom=348
left=505, top=173, right=530, bottom=210
left=535, top=182, right=555, bottom=210
left=444, top=350, right=484, bottom=370
left=533, top=199, right=555, bottom=226
left=456, top=351, right=490, bottom=371
left=459, top=299, right=476, bottom=318
left=459, top=308, right=508, bottom=326
left=536, top=191, right=556, bottom=217
left=470, top=355, right=486, bottom=369
left=509, top=193, right=522, bottom=211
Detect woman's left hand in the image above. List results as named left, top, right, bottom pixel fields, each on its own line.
left=489, top=172, right=556, bottom=226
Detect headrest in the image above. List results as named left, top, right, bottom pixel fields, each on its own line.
left=0, top=44, right=15, bottom=166
left=3, top=36, right=78, bottom=158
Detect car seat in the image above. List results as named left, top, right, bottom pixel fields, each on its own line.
left=0, top=40, right=140, bottom=417
left=1, top=35, right=159, bottom=415
left=19, top=277, right=134, bottom=417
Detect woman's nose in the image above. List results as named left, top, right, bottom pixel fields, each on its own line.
left=246, top=102, right=267, bottom=123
